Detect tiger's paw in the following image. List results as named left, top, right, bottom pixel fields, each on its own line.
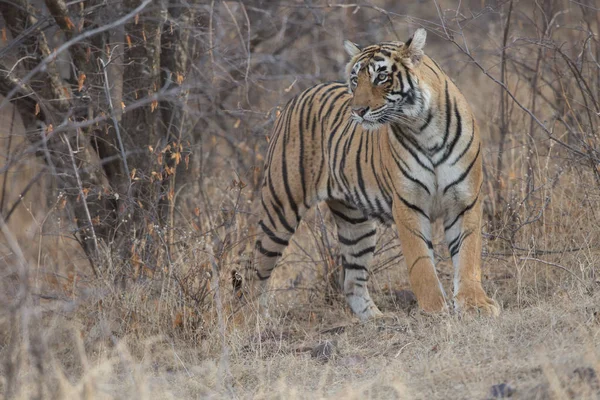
left=416, top=291, right=448, bottom=315
left=454, top=287, right=500, bottom=317
left=358, top=305, right=384, bottom=322
left=348, top=296, right=383, bottom=322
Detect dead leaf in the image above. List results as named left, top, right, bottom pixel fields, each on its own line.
left=64, top=16, right=75, bottom=30
left=77, top=73, right=86, bottom=91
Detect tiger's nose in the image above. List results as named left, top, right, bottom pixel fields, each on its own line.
left=352, top=107, right=368, bottom=117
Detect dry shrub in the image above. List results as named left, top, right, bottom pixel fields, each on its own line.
left=0, top=0, right=599, bottom=399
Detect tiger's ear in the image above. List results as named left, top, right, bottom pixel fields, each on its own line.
left=404, top=28, right=427, bottom=68
left=344, top=40, right=361, bottom=57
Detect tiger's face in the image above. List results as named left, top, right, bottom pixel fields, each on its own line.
left=345, top=29, right=429, bottom=131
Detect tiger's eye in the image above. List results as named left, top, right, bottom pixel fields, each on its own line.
left=377, top=73, right=388, bottom=82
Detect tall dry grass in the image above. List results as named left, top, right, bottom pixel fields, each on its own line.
left=1, top=0, right=600, bottom=399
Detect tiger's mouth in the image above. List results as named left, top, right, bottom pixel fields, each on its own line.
left=351, top=113, right=386, bottom=131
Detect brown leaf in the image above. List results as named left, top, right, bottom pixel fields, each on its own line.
left=1, top=28, right=6, bottom=43
left=126, top=34, right=132, bottom=49
left=34, top=103, right=40, bottom=116
left=64, top=16, right=75, bottom=30
left=173, top=312, right=183, bottom=329
left=77, top=73, right=86, bottom=91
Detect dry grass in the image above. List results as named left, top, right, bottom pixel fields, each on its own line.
left=7, top=277, right=600, bottom=399
left=1, top=1, right=600, bottom=399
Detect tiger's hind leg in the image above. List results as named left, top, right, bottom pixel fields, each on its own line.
left=240, top=185, right=306, bottom=313
left=328, top=200, right=383, bottom=321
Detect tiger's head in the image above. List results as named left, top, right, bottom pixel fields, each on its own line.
left=344, top=28, right=430, bottom=131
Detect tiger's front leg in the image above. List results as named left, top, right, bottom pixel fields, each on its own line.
left=444, top=193, right=499, bottom=316
left=392, top=197, right=448, bottom=313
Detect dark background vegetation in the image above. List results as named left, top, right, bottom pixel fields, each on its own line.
left=0, top=0, right=599, bottom=398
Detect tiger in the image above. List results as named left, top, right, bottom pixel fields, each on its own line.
left=242, top=28, right=499, bottom=320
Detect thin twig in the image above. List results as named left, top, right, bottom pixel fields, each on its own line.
left=519, top=257, right=587, bottom=285
left=0, top=0, right=152, bottom=109
left=99, top=57, right=131, bottom=193
left=62, top=132, right=99, bottom=258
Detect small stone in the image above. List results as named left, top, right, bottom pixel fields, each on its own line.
left=338, top=354, right=366, bottom=367
left=311, top=340, right=337, bottom=362
left=572, top=367, right=598, bottom=387
left=394, top=289, right=417, bottom=310
left=488, top=383, right=515, bottom=398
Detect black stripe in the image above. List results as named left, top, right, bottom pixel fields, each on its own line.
left=434, top=100, right=462, bottom=167
left=370, top=144, right=394, bottom=205
left=429, top=81, right=452, bottom=153
left=260, top=198, right=277, bottom=230
left=257, top=272, right=271, bottom=281
left=259, top=220, right=290, bottom=246
left=398, top=195, right=430, bottom=221
left=419, top=111, right=433, bottom=132
left=409, top=255, right=431, bottom=274
left=267, top=177, right=295, bottom=234
left=343, top=262, right=368, bottom=271
left=281, top=98, right=300, bottom=223
left=330, top=207, right=368, bottom=224
left=444, top=190, right=480, bottom=231
left=256, top=241, right=282, bottom=258
left=406, top=73, right=415, bottom=90
left=388, top=140, right=431, bottom=194
left=429, top=58, right=445, bottom=73
left=443, top=143, right=480, bottom=195
left=424, top=62, right=440, bottom=79
left=396, top=69, right=405, bottom=93
left=339, top=122, right=359, bottom=191
left=390, top=125, right=434, bottom=174
left=298, top=89, right=319, bottom=209
left=339, top=229, right=377, bottom=246
left=330, top=122, right=353, bottom=188
left=450, top=119, right=475, bottom=166
left=449, top=231, right=472, bottom=257
left=355, top=133, right=376, bottom=212
left=351, top=246, right=376, bottom=258
left=415, top=232, right=433, bottom=250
